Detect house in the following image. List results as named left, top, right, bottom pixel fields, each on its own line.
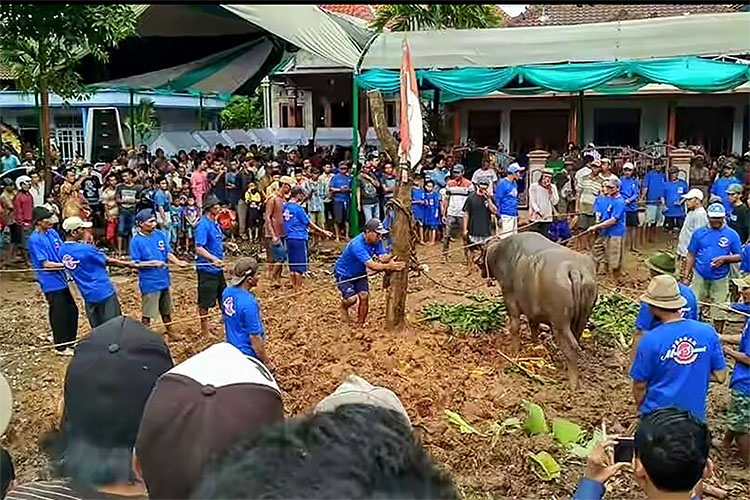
left=267, top=4, right=749, bottom=157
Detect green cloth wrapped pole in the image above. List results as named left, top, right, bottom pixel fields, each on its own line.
left=349, top=75, right=361, bottom=237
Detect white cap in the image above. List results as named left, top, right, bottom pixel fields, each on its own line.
left=62, top=216, right=93, bottom=232
left=681, top=188, right=704, bottom=201
left=15, top=175, right=31, bottom=189
left=622, top=162, right=634, bottom=170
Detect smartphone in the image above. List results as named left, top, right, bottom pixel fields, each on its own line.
left=614, top=436, right=635, bottom=463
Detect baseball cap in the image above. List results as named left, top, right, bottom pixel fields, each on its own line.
left=365, top=218, right=389, bottom=235
left=591, top=159, right=602, bottom=167
left=681, top=188, right=704, bottom=201
left=63, top=317, right=173, bottom=449
left=602, top=178, right=620, bottom=189
left=726, top=183, right=743, bottom=195
left=227, top=257, right=259, bottom=286
left=279, top=175, right=294, bottom=186
left=622, top=162, right=634, bottom=170
left=451, top=164, right=465, bottom=174
left=62, top=216, right=93, bottom=232
left=136, top=343, right=283, bottom=499
left=507, top=163, right=524, bottom=174
left=290, top=186, right=304, bottom=198
left=15, top=175, right=31, bottom=190
left=0, top=372, right=11, bottom=436
left=135, top=208, right=156, bottom=225
left=707, top=203, right=726, bottom=218
left=203, top=193, right=221, bottom=210
left=32, top=206, right=53, bottom=224
left=315, top=374, right=411, bottom=427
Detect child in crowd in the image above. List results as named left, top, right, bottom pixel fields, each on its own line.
left=217, top=204, right=237, bottom=240
left=411, top=176, right=426, bottom=244
left=169, top=197, right=184, bottom=249
left=245, top=181, right=263, bottom=243
left=423, top=179, right=441, bottom=245
left=183, top=194, right=201, bottom=252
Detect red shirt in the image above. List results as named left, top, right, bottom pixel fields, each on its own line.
left=13, top=191, right=33, bottom=228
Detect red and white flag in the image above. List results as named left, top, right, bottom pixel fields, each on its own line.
left=398, top=38, right=422, bottom=177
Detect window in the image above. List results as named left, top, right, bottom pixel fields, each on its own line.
left=55, top=128, right=84, bottom=163
left=280, top=103, right=303, bottom=128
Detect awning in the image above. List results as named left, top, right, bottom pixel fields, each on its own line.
left=359, top=12, right=750, bottom=70
left=221, top=129, right=257, bottom=146
left=192, top=130, right=229, bottom=150
left=149, top=132, right=209, bottom=156
left=314, top=127, right=353, bottom=147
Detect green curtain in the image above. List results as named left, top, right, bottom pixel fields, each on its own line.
left=355, top=56, right=750, bottom=98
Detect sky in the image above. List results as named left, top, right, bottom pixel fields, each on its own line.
left=498, top=4, right=529, bottom=17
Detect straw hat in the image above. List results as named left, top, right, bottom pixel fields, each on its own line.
left=640, top=275, right=687, bottom=310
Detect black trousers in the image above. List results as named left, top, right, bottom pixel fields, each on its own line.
left=45, top=288, right=79, bottom=351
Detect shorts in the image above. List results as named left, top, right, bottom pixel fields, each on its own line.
left=333, top=200, right=349, bottom=225
left=336, top=272, right=369, bottom=300
left=664, top=216, right=685, bottom=231
left=84, top=293, right=122, bottom=329
left=578, top=213, right=596, bottom=230
left=645, top=204, right=665, bottom=227
left=197, top=271, right=226, bottom=310
left=309, top=211, right=325, bottom=228
left=497, top=215, right=518, bottom=239
left=21, top=227, right=31, bottom=249
left=9, top=223, right=21, bottom=244
left=626, top=211, right=640, bottom=228
left=691, top=273, right=730, bottom=321
left=106, top=218, right=118, bottom=242
left=727, top=390, right=750, bottom=433
left=270, top=238, right=288, bottom=263
left=287, top=238, right=308, bottom=274
left=593, top=235, right=624, bottom=271
left=248, top=207, right=262, bottom=228
left=118, top=209, right=136, bottom=236
left=324, top=201, right=334, bottom=222
left=142, top=288, right=173, bottom=320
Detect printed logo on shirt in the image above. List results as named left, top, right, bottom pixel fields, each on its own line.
left=282, top=209, right=292, bottom=221
left=53, top=239, right=61, bottom=250
left=510, top=188, right=517, bottom=197
left=157, top=240, right=165, bottom=252
left=61, top=254, right=79, bottom=270
left=660, top=336, right=707, bottom=365
left=222, top=296, right=235, bottom=317
left=678, top=187, right=684, bottom=194
left=718, top=237, right=730, bottom=248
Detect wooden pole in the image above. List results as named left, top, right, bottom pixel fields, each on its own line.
left=385, top=166, right=413, bottom=330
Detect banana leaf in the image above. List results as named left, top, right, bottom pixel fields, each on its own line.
left=523, top=401, right=549, bottom=436
left=444, top=410, right=484, bottom=435
left=528, top=451, right=561, bottom=481
left=552, top=418, right=584, bottom=446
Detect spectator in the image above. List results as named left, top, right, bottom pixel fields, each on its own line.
left=28, top=171, right=45, bottom=208
left=115, top=169, right=142, bottom=255
left=101, top=175, right=119, bottom=250
left=441, top=164, right=473, bottom=261
left=329, top=162, right=352, bottom=241
left=529, top=169, right=559, bottom=240
left=1, top=147, right=19, bottom=173
left=320, top=162, right=335, bottom=230
left=711, top=163, right=736, bottom=217
left=306, top=168, right=326, bottom=243
left=677, top=189, right=708, bottom=266
left=135, top=342, right=283, bottom=500
left=471, top=159, right=498, bottom=197
left=5, top=317, right=173, bottom=500
left=264, top=176, right=292, bottom=286
left=183, top=194, right=201, bottom=251
left=153, top=178, right=172, bottom=232
left=358, top=161, right=381, bottom=223
left=244, top=181, right=262, bottom=243
left=191, top=160, right=209, bottom=207
left=422, top=179, right=441, bottom=245
left=591, top=178, right=626, bottom=280
left=494, top=163, right=523, bottom=239
left=576, top=160, right=604, bottom=251
left=0, top=448, right=13, bottom=500
left=411, top=176, right=426, bottom=244
left=463, top=180, right=497, bottom=274
left=662, top=166, right=689, bottom=232
left=619, top=162, right=641, bottom=251
left=726, top=183, right=750, bottom=244
left=12, top=176, right=33, bottom=263
left=643, top=162, right=666, bottom=243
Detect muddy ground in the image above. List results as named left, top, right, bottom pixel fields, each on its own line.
left=1, top=236, right=748, bottom=499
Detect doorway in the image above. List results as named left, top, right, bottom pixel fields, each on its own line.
left=468, top=110, right=501, bottom=147
left=510, top=109, right=568, bottom=155
left=676, top=106, right=733, bottom=156
left=594, top=108, right=640, bottom=147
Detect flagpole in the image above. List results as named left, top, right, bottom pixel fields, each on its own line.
left=349, top=74, right=361, bottom=237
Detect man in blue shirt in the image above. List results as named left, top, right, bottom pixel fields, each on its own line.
left=221, top=258, right=269, bottom=365
left=632, top=251, right=699, bottom=364
left=195, top=194, right=239, bottom=338
left=428, top=155, right=449, bottom=189
left=130, top=209, right=188, bottom=334
left=494, top=163, right=523, bottom=239
left=27, top=207, right=78, bottom=356
left=642, top=163, right=665, bottom=243
left=710, top=163, right=736, bottom=217
left=631, top=275, right=727, bottom=420
left=60, top=216, right=138, bottom=328
left=334, top=218, right=405, bottom=326
left=662, top=167, right=689, bottom=232
left=328, top=162, right=351, bottom=241
left=591, top=179, right=626, bottom=280
left=1, top=147, right=19, bottom=173
left=721, top=274, right=750, bottom=468
left=682, top=202, right=742, bottom=334
left=283, top=186, right=332, bottom=289
left=572, top=408, right=712, bottom=500
left=619, top=162, right=641, bottom=251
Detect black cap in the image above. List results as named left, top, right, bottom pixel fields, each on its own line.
left=32, top=206, right=53, bottom=224
left=290, top=186, right=304, bottom=198
left=203, top=194, right=221, bottom=211
left=63, top=317, right=173, bottom=449
left=364, top=218, right=389, bottom=235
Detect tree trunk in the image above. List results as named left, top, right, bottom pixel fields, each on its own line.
left=40, top=86, right=53, bottom=195
left=368, top=90, right=411, bottom=330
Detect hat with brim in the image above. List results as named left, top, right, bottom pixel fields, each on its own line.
left=364, top=218, right=389, bottom=235
left=681, top=188, right=704, bottom=201
left=278, top=175, right=294, bottom=186
left=135, top=208, right=156, bottom=225
left=640, top=275, right=687, bottom=310
left=645, top=251, right=677, bottom=275
left=707, top=203, right=726, bottom=218
left=32, top=206, right=53, bottom=224
left=228, top=257, right=259, bottom=286
left=203, top=194, right=221, bottom=211
left=62, top=216, right=93, bottom=232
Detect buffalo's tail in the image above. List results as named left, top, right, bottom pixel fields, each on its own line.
left=568, top=265, right=598, bottom=344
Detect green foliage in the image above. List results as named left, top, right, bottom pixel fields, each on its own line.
left=422, top=300, right=506, bottom=334
left=371, top=4, right=504, bottom=32
left=0, top=4, right=137, bottom=97
left=552, top=418, right=584, bottom=446
left=124, top=98, right=159, bottom=147
left=589, top=294, right=640, bottom=348
left=219, top=91, right=264, bottom=130
left=568, top=430, right=604, bottom=459
left=444, top=410, right=484, bottom=435
left=523, top=401, right=549, bottom=436
left=527, top=451, right=561, bottom=481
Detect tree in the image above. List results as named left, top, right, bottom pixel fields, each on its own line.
left=219, top=91, right=264, bottom=130
left=125, top=98, right=160, bottom=148
left=0, top=4, right=136, bottom=178
left=371, top=4, right=503, bottom=32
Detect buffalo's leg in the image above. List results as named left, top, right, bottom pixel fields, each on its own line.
left=529, top=319, right=540, bottom=343
left=506, top=302, right=522, bottom=355
left=553, top=324, right=581, bottom=389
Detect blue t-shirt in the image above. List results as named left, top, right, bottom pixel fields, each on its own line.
left=619, top=177, right=640, bottom=212
left=741, top=244, right=750, bottom=273
left=711, top=177, right=736, bottom=216
left=154, top=189, right=170, bottom=211
left=129, top=230, right=171, bottom=294
left=28, top=229, right=68, bottom=293
left=329, top=173, right=351, bottom=203
left=423, top=191, right=441, bottom=226
left=729, top=303, right=750, bottom=395
left=630, top=319, right=727, bottom=420
left=282, top=202, right=309, bottom=241
left=634, top=283, right=698, bottom=331
left=643, top=170, right=665, bottom=205
left=1, top=154, right=19, bottom=172
left=494, top=178, right=519, bottom=217
left=688, top=225, right=742, bottom=280
left=411, top=188, right=425, bottom=221
left=195, top=215, right=224, bottom=275
left=595, top=195, right=626, bottom=237
left=334, top=233, right=387, bottom=279
left=429, top=168, right=449, bottom=189
left=663, top=180, right=689, bottom=217
left=60, top=241, right=115, bottom=304
left=221, top=286, right=265, bottom=359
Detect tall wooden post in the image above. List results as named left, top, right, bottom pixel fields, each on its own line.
left=386, top=166, right=412, bottom=330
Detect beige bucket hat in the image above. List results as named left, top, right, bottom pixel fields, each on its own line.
left=640, top=275, right=687, bottom=310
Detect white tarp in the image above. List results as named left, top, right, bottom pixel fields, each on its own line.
left=223, top=5, right=363, bottom=68
left=192, top=131, right=229, bottom=150
left=221, top=129, right=257, bottom=146
left=314, top=128, right=353, bottom=147
left=150, top=132, right=209, bottom=156
left=366, top=127, right=397, bottom=147
left=273, top=128, right=309, bottom=147
left=360, top=12, right=750, bottom=70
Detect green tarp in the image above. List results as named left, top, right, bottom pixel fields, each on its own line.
left=356, top=57, right=750, bottom=102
